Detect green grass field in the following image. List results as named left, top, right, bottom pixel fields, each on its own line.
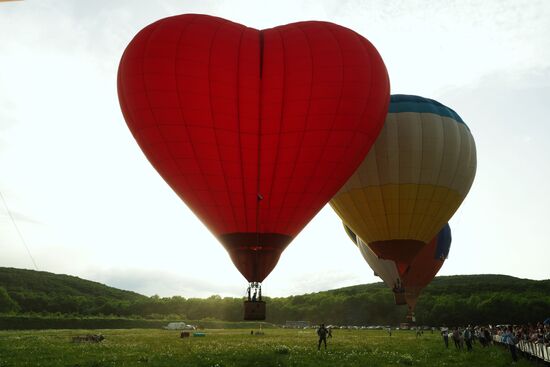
left=0, top=328, right=531, bottom=367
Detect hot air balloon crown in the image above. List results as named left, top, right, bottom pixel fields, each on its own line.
left=389, top=94, right=469, bottom=130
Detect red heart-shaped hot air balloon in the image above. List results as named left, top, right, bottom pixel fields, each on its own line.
left=117, top=14, right=389, bottom=285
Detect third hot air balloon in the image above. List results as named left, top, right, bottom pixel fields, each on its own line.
left=345, top=223, right=451, bottom=321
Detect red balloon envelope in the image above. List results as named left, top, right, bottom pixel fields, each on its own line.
left=118, top=14, right=390, bottom=283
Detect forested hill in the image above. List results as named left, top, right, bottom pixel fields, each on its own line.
left=1, top=267, right=549, bottom=326
left=330, top=274, right=550, bottom=296
left=423, top=274, right=550, bottom=294
left=0, top=267, right=145, bottom=314
left=274, top=274, right=550, bottom=325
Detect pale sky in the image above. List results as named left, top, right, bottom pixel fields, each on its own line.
left=0, top=0, right=548, bottom=298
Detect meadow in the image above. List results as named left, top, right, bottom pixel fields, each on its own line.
left=0, top=328, right=530, bottom=367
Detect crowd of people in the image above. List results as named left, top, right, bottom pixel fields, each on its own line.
left=441, top=321, right=550, bottom=363
left=440, top=325, right=493, bottom=350
left=313, top=320, right=550, bottom=363
left=494, top=322, right=550, bottom=363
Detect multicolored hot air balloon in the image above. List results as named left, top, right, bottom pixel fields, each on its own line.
left=345, top=223, right=451, bottom=319
left=332, top=94, right=476, bottom=264
left=117, top=14, right=390, bottom=319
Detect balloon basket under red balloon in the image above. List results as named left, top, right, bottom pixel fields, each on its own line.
left=244, top=301, right=266, bottom=321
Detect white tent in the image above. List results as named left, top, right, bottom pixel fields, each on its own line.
left=164, top=322, right=195, bottom=330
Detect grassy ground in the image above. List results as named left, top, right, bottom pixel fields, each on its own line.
left=0, top=328, right=533, bottom=367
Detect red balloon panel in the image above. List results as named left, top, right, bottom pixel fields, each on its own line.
left=402, top=237, right=445, bottom=290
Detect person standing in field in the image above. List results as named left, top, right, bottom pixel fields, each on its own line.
left=441, top=327, right=449, bottom=348
left=502, top=327, right=518, bottom=362
left=452, top=328, right=462, bottom=349
left=478, top=327, right=487, bottom=347
left=317, top=324, right=328, bottom=350
left=483, top=328, right=493, bottom=347
left=463, top=327, right=473, bottom=351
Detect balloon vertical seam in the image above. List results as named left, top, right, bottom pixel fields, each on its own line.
left=294, top=22, right=345, bottom=229
left=264, top=27, right=286, bottom=236
left=404, top=111, right=424, bottom=238
left=254, top=29, right=265, bottom=276
left=235, top=24, right=249, bottom=232
left=272, top=23, right=314, bottom=235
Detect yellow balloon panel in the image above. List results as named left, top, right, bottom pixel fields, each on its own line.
left=331, top=184, right=462, bottom=243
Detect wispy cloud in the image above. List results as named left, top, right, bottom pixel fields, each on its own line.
left=84, top=268, right=243, bottom=298
left=271, top=270, right=367, bottom=297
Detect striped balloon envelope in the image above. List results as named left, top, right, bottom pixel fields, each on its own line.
left=331, top=95, right=475, bottom=263
left=344, top=223, right=451, bottom=315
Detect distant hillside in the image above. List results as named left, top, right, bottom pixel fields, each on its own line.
left=1, top=268, right=548, bottom=326
left=328, top=274, right=550, bottom=296
left=262, top=274, right=550, bottom=326
left=423, top=274, right=550, bottom=294
left=0, top=267, right=145, bottom=300
left=0, top=267, right=146, bottom=314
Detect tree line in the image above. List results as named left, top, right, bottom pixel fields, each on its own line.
left=1, top=268, right=549, bottom=326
